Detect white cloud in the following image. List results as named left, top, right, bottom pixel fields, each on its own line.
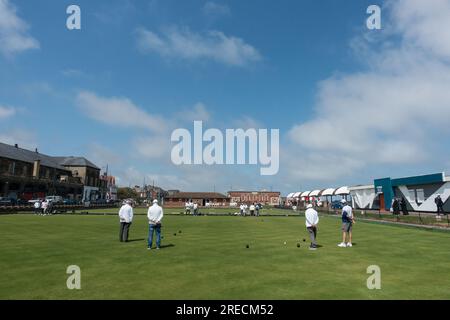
left=390, top=0, right=450, bottom=61
left=0, top=105, right=16, bottom=119
left=175, top=102, right=211, bottom=122
left=202, top=2, right=231, bottom=18
left=133, top=135, right=170, bottom=160
left=136, top=26, right=261, bottom=66
left=87, top=143, right=123, bottom=168
left=285, top=0, right=450, bottom=186
left=76, top=91, right=167, bottom=133
left=0, top=0, right=39, bottom=57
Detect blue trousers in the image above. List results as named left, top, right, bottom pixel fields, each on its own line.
left=148, top=224, right=161, bottom=248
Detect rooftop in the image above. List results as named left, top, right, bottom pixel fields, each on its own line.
left=167, top=192, right=228, bottom=199
left=0, top=142, right=68, bottom=171
left=0, top=142, right=100, bottom=171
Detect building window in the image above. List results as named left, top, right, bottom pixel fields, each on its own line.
left=408, top=190, right=416, bottom=202
left=416, top=189, right=425, bottom=204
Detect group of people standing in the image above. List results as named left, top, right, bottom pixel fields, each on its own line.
left=391, top=197, right=409, bottom=216
left=33, top=199, right=54, bottom=216
left=118, top=199, right=164, bottom=250
left=304, top=199, right=355, bottom=251
left=239, top=203, right=262, bottom=216
left=392, top=195, right=447, bottom=216
left=185, top=201, right=199, bottom=216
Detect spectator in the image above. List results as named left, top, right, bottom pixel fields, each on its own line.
left=118, top=200, right=133, bottom=242
left=147, top=199, right=164, bottom=250
left=47, top=200, right=54, bottom=215
left=401, top=198, right=409, bottom=216
left=435, top=195, right=445, bottom=216
left=392, top=198, right=400, bottom=216
left=255, top=203, right=261, bottom=217
left=305, top=204, right=319, bottom=250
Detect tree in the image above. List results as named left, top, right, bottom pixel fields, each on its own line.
left=117, top=187, right=139, bottom=201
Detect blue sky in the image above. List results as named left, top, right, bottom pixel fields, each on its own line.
left=1, top=0, right=450, bottom=194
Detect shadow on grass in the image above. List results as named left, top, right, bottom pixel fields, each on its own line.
left=126, top=238, right=146, bottom=242
left=159, top=244, right=175, bottom=249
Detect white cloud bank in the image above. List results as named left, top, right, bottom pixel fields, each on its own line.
left=76, top=91, right=167, bottom=133
left=0, top=0, right=39, bottom=57
left=136, top=26, right=261, bottom=66
left=284, top=0, right=450, bottom=185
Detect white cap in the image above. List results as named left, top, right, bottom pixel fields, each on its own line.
left=341, top=199, right=347, bottom=204
left=153, top=199, right=158, bottom=204
left=306, top=204, right=313, bottom=209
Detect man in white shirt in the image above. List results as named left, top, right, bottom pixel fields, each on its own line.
left=338, top=199, right=355, bottom=247
left=185, top=201, right=191, bottom=215
left=118, top=200, right=134, bottom=242
left=33, top=200, right=41, bottom=215
left=41, top=200, right=48, bottom=216
left=305, top=204, right=319, bottom=250
left=193, top=202, right=199, bottom=216
left=147, top=199, right=164, bottom=250
left=249, top=203, right=256, bottom=216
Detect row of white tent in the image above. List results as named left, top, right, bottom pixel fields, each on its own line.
left=286, top=186, right=350, bottom=199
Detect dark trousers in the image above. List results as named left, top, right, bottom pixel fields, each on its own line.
left=307, top=226, right=317, bottom=247
left=119, top=222, right=131, bottom=242
left=437, top=206, right=445, bottom=215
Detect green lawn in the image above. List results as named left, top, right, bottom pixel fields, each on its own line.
left=1, top=213, right=449, bottom=299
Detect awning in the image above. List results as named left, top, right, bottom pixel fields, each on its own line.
left=309, top=189, right=322, bottom=197
left=301, top=191, right=311, bottom=197
left=286, top=193, right=294, bottom=198
left=293, top=192, right=302, bottom=198
left=334, top=186, right=350, bottom=195
left=321, top=188, right=336, bottom=196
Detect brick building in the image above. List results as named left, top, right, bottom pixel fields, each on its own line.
left=164, top=192, right=230, bottom=207
left=227, top=191, right=281, bottom=206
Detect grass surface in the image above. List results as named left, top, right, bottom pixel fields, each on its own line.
left=1, top=213, right=450, bottom=299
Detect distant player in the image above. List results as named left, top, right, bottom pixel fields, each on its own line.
left=33, top=200, right=41, bottom=215
left=338, top=199, right=355, bottom=248
left=249, top=203, right=256, bottom=216
left=185, top=201, right=191, bottom=215
left=305, top=204, right=319, bottom=250
left=193, top=202, right=199, bottom=216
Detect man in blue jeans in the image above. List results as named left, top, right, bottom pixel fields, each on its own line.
left=147, top=199, right=164, bottom=250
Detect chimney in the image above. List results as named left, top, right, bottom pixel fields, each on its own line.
left=14, top=144, right=18, bottom=148
left=35, top=148, right=38, bottom=153
left=33, top=160, right=41, bottom=178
